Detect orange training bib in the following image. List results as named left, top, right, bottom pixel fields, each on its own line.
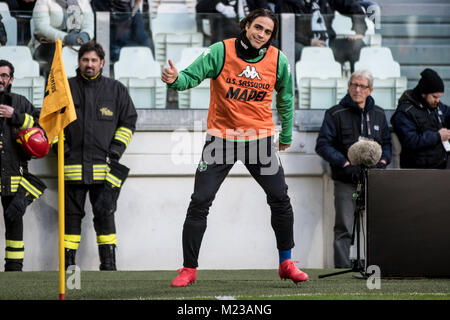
left=207, top=38, right=279, bottom=141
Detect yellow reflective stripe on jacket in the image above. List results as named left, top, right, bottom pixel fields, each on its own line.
left=65, top=165, right=82, bottom=171
left=64, top=165, right=82, bottom=181
left=105, top=172, right=122, bottom=188
left=6, top=240, right=24, bottom=249
left=64, top=234, right=81, bottom=250
left=5, top=251, right=24, bottom=259
left=19, top=113, right=35, bottom=130
left=93, top=164, right=110, bottom=181
left=97, top=234, right=117, bottom=245
left=20, top=177, right=42, bottom=199
left=52, top=134, right=65, bottom=145
left=114, top=127, right=133, bottom=147
left=10, top=176, right=21, bottom=193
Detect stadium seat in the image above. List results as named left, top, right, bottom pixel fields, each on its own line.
left=331, top=11, right=381, bottom=47
left=176, top=47, right=210, bottom=109
left=296, top=47, right=346, bottom=109
left=0, top=46, right=45, bottom=107
left=114, top=46, right=166, bottom=109
left=354, top=47, right=407, bottom=109
left=0, top=2, right=18, bottom=46
left=62, top=46, right=79, bottom=78
left=148, top=0, right=196, bottom=15
left=150, top=3, right=203, bottom=66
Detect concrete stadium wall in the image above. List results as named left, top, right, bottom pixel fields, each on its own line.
left=0, top=130, right=401, bottom=271
left=0, top=131, right=340, bottom=271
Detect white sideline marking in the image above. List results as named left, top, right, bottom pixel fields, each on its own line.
left=135, top=292, right=448, bottom=300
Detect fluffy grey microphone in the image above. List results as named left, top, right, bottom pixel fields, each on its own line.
left=347, top=139, right=382, bottom=167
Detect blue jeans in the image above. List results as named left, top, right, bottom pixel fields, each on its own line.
left=110, top=12, right=153, bottom=62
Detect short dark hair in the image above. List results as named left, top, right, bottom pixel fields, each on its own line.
left=78, top=41, right=105, bottom=61
left=0, top=59, right=14, bottom=77
left=239, top=9, right=279, bottom=41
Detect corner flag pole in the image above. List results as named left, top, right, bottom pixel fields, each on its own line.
left=58, top=130, right=65, bottom=300
left=38, top=38, right=77, bottom=300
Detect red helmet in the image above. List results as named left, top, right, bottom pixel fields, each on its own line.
left=15, top=128, right=50, bottom=159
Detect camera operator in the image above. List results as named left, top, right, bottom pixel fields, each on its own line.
left=315, top=69, right=392, bottom=268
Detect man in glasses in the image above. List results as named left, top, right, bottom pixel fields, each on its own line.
left=315, top=69, right=391, bottom=268
left=0, top=59, right=45, bottom=271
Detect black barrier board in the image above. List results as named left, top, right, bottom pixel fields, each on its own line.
left=366, top=169, right=450, bottom=277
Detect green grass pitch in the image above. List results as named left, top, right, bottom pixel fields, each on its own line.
left=0, top=269, right=449, bottom=300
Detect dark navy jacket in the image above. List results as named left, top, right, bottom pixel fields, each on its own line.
left=315, top=94, right=392, bottom=183
left=391, top=89, right=450, bottom=169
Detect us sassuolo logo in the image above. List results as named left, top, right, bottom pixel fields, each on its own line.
left=224, top=65, right=270, bottom=102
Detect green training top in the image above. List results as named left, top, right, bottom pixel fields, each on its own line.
left=168, top=41, right=294, bottom=145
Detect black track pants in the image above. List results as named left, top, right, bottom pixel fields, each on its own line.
left=182, top=136, right=295, bottom=268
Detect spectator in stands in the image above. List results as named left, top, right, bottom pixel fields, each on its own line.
left=275, top=0, right=367, bottom=71
left=315, top=69, right=391, bottom=268
left=391, top=68, right=450, bottom=169
left=62, top=42, right=137, bottom=271
left=0, top=59, right=47, bottom=271
left=357, top=1, right=379, bottom=13
left=4, top=0, right=36, bottom=12
left=196, top=0, right=270, bottom=44
left=4, top=0, right=37, bottom=44
left=90, top=0, right=153, bottom=62
left=0, top=14, right=7, bottom=45
left=163, top=8, right=309, bottom=287
left=29, top=0, right=94, bottom=77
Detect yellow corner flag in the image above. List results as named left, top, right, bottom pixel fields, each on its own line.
left=39, top=39, right=77, bottom=143
left=39, top=39, right=77, bottom=301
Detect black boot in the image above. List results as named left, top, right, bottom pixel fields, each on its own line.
left=98, top=244, right=116, bottom=271
left=65, top=248, right=77, bottom=270
left=5, top=259, right=23, bottom=272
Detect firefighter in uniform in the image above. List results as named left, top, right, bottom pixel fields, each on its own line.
left=60, top=42, right=137, bottom=270
left=0, top=59, right=47, bottom=271
left=162, top=9, right=309, bottom=287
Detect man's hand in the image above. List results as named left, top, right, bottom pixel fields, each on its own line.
left=310, top=38, right=326, bottom=47
left=343, top=163, right=361, bottom=183
left=76, top=32, right=90, bottom=45
left=439, top=128, right=450, bottom=141
left=0, top=104, right=14, bottom=118
left=374, top=159, right=387, bottom=169
left=279, top=143, right=291, bottom=151
left=347, top=34, right=364, bottom=42
left=215, top=2, right=236, bottom=19
left=161, top=59, right=178, bottom=85
left=63, top=31, right=79, bottom=45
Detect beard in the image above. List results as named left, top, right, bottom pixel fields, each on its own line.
left=0, top=80, right=10, bottom=93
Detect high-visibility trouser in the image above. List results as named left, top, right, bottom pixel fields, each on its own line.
left=2, top=174, right=46, bottom=268
left=2, top=196, right=25, bottom=264
left=64, top=234, right=118, bottom=250
left=64, top=184, right=117, bottom=250
left=5, top=240, right=24, bottom=261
